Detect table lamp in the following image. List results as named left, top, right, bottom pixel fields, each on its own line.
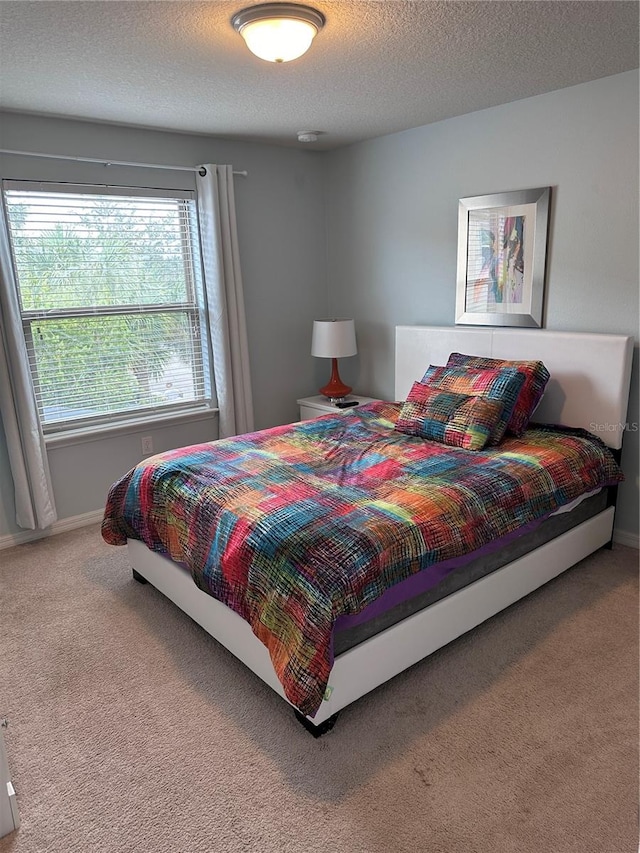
left=311, top=319, right=357, bottom=401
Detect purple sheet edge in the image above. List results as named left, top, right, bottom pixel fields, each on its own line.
left=333, top=511, right=563, bottom=632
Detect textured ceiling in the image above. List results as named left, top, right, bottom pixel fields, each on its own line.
left=0, top=1, right=637, bottom=150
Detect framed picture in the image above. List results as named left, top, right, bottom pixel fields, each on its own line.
left=455, top=187, right=550, bottom=327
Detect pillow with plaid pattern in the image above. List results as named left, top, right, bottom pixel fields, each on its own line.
left=420, top=364, right=526, bottom=445
left=445, top=352, right=550, bottom=436
left=395, top=381, right=505, bottom=450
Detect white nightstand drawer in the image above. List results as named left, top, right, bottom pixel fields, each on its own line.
left=297, top=394, right=380, bottom=421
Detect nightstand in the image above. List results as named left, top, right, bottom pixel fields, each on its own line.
left=297, top=394, right=380, bottom=421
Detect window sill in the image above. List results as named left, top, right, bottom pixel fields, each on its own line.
left=45, top=407, right=219, bottom=449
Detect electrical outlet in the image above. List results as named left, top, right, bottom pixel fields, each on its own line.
left=141, top=435, right=154, bottom=455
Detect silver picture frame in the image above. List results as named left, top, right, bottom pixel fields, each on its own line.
left=455, top=187, right=550, bottom=327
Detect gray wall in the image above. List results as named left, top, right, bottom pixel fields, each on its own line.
left=0, top=113, right=328, bottom=537
left=324, top=71, right=639, bottom=538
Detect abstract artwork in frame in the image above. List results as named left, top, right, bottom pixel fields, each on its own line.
left=455, top=187, right=551, bottom=327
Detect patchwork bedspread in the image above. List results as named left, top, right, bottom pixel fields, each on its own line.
left=102, top=402, right=623, bottom=716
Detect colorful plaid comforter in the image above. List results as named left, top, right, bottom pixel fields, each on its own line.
left=102, top=402, right=623, bottom=716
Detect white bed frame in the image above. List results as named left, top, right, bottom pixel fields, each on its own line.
left=128, top=327, right=633, bottom=732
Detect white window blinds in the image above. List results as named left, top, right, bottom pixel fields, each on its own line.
left=3, top=182, right=211, bottom=432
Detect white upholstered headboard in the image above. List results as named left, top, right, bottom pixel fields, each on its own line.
left=395, top=326, right=633, bottom=450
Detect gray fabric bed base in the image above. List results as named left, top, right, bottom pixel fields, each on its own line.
left=333, top=490, right=608, bottom=656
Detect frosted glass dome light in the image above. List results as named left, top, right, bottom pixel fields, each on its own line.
left=232, top=3, right=325, bottom=63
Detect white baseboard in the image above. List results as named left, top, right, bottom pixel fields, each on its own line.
left=613, top=528, right=640, bottom=549
left=0, top=508, right=104, bottom=551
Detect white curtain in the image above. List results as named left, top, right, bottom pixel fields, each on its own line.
left=196, top=165, right=254, bottom=438
left=0, top=209, right=57, bottom=530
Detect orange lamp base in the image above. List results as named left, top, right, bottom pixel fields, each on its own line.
left=319, top=358, right=351, bottom=401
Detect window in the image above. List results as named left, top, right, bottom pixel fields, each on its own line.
left=2, top=181, right=212, bottom=432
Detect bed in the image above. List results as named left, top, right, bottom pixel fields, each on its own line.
left=102, top=326, right=633, bottom=734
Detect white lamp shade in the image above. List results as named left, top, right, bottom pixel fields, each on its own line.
left=311, top=319, right=357, bottom=358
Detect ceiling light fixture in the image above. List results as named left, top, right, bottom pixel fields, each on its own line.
left=232, top=3, right=325, bottom=63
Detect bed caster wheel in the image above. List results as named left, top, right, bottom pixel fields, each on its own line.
left=132, top=569, right=148, bottom=585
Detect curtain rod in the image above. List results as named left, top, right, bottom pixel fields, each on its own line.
left=0, top=149, right=248, bottom=177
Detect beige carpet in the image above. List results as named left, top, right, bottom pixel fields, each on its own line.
left=0, top=526, right=637, bottom=853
